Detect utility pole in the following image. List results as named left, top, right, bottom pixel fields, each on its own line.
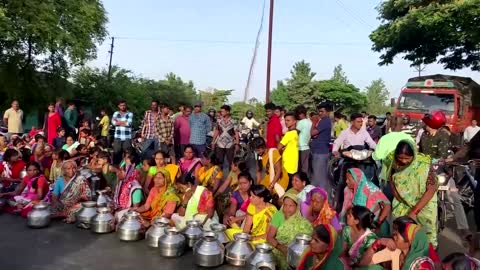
left=108, top=37, right=115, bottom=80
left=265, top=0, right=274, bottom=103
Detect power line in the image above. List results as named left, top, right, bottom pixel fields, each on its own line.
left=333, top=0, right=373, bottom=29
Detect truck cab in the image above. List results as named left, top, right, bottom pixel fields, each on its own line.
left=394, top=75, right=480, bottom=134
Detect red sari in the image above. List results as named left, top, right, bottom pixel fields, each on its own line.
left=45, top=112, right=61, bottom=145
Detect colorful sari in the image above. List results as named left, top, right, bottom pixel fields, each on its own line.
left=343, top=226, right=383, bottom=269
left=382, top=139, right=438, bottom=247
left=296, top=224, right=350, bottom=270
left=179, top=157, right=201, bottom=178
left=271, top=191, right=313, bottom=270
left=401, top=223, right=437, bottom=270
left=198, top=165, right=223, bottom=190
left=226, top=202, right=277, bottom=245
left=114, top=165, right=143, bottom=209
left=341, top=168, right=391, bottom=237
left=140, top=168, right=180, bottom=221
left=304, top=188, right=341, bottom=231
left=51, top=174, right=91, bottom=222
left=172, top=185, right=217, bottom=230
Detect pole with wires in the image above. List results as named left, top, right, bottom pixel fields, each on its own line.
left=265, top=0, right=274, bottom=103
left=108, top=37, right=115, bottom=80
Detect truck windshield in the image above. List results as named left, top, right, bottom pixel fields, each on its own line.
left=398, top=92, right=455, bottom=112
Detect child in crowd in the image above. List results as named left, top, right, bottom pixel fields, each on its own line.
left=278, top=112, right=299, bottom=182
left=0, top=134, right=8, bottom=161
left=49, top=150, right=70, bottom=183
left=78, top=128, right=95, bottom=148
left=52, top=127, right=66, bottom=150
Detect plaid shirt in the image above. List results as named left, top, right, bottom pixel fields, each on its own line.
left=141, top=110, right=159, bottom=139
left=112, top=111, right=133, bottom=140
left=189, top=112, right=211, bottom=145
left=156, top=115, right=174, bottom=144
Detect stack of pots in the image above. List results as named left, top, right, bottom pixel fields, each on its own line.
left=158, top=227, right=186, bottom=257
left=117, top=210, right=143, bottom=241
left=26, top=202, right=51, bottom=228
left=90, top=207, right=114, bottom=234
left=182, top=220, right=203, bottom=248
left=76, top=201, right=97, bottom=229
left=193, top=232, right=225, bottom=267
left=145, top=217, right=170, bottom=248
left=225, top=233, right=254, bottom=266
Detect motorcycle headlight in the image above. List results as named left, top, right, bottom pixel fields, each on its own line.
left=437, top=174, right=447, bottom=185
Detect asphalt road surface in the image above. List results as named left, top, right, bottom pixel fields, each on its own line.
left=0, top=211, right=475, bottom=270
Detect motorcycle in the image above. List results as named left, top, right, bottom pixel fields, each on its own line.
left=238, top=128, right=260, bottom=159
left=328, top=147, right=379, bottom=211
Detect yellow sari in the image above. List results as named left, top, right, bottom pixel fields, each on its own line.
left=259, top=149, right=289, bottom=195
left=226, top=203, right=278, bottom=245
left=198, top=165, right=223, bottom=190
left=141, top=168, right=180, bottom=220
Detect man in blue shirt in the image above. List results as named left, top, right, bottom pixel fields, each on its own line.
left=112, top=99, right=133, bottom=164
left=310, top=102, right=332, bottom=190
left=189, top=102, right=212, bottom=157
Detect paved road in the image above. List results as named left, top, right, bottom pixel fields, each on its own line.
left=0, top=211, right=475, bottom=270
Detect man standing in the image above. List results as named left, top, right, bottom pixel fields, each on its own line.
left=3, top=100, right=24, bottom=139
left=366, top=115, right=382, bottom=143
left=400, top=115, right=417, bottom=138
left=295, top=105, right=312, bottom=174
left=275, top=106, right=287, bottom=135
left=310, top=102, right=333, bottom=188
left=174, top=105, right=192, bottom=159
left=464, top=119, right=480, bottom=143
left=212, top=105, right=239, bottom=168
left=64, top=102, right=78, bottom=137
left=189, top=102, right=211, bottom=157
left=98, top=108, right=110, bottom=147
left=156, top=104, right=175, bottom=164
left=265, top=103, right=282, bottom=149
left=112, top=99, right=133, bottom=165
left=141, top=101, right=160, bottom=159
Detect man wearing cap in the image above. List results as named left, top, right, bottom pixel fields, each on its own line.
left=419, top=111, right=450, bottom=160
left=189, top=102, right=211, bottom=157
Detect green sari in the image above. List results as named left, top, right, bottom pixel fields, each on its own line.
left=381, top=139, right=438, bottom=247
left=296, top=224, right=349, bottom=270
left=343, top=226, right=384, bottom=270
left=271, top=191, right=313, bottom=270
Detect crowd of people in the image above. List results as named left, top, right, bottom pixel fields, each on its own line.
left=0, top=98, right=479, bottom=270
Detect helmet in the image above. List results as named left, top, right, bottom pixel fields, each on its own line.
left=246, top=110, right=253, bottom=118
left=208, top=108, right=216, bottom=115
left=422, top=111, right=446, bottom=129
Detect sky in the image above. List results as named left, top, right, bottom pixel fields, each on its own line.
left=91, top=0, right=480, bottom=103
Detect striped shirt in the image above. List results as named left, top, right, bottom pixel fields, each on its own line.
left=112, top=111, right=133, bottom=141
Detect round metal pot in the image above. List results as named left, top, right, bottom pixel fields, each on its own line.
left=76, top=201, right=97, bottom=229
left=158, top=227, right=186, bottom=257
left=27, top=202, right=51, bottom=228
left=193, top=232, right=225, bottom=267
left=117, top=210, right=143, bottom=241
left=145, top=217, right=170, bottom=248
left=225, top=233, right=254, bottom=266
left=90, top=207, right=114, bottom=234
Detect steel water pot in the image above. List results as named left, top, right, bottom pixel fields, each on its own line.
left=210, top=223, right=228, bottom=245
left=76, top=201, right=97, bottom=229
left=117, top=210, right=143, bottom=241
left=158, top=227, right=186, bottom=257
left=287, top=234, right=312, bottom=270
left=246, top=243, right=276, bottom=270
left=91, top=207, right=114, bottom=234
left=193, top=232, right=225, bottom=267
left=146, top=217, right=170, bottom=248
left=225, top=233, right=254, bottom=266
left=27, top=202, right=51, bottom=228
left=96, top=190, right=109, bottom=207
left=182, top=220, right=203, bottom=248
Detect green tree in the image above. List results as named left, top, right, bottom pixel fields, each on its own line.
left=198, top=89, right=233, bottom=109
left=364, top=79, right=390, bottom=115
left=270, top=81, right=293, bottom=109
left=231, top=98, right=265, bottom=121
left=314, top=80, right=367, bottom=114
left=331, top=64, right=349, bottom=84
left=370, top=0, right=480, bottom=70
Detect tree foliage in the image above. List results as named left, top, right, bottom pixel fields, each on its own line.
left=364, top=79, right=390, bottom=115
left=271, top=61, right=366, bottom=113
left=370, top=0, right=480, bottom=70
left=231, top=98, right=265, bottom=122
left=198, top=89, right=233, bottom=110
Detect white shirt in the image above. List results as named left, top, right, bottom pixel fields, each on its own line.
left=464, top=125, right=480, bottom=142
left=333, top=128, right=377, bottom=152
left=240, top=117, right=260, bottom=130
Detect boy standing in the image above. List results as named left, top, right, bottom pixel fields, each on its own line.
left=53, top=127, right=66, bottom=150
left=278, top=112, right=299, bottom=183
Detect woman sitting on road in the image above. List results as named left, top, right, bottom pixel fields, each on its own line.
left=51, top=160, right=91, bottom=223
left=215, top=157, right=247, bottom=219
left=62, top=135, right=80, bottom=156
left=132, top=169, right=179, bottom=225
left=172, top=173, right=217, bottom=230
left=197, top=150, right=223, bottom=193
left=223, top=172, right=252, bottom=226
left=225, top=184, right=277, bottom=245
left=113, top=163, right=143, bottom=220
left=0, top=149, right=26, bottom=192
left=288, top=172, right=316, bottom=216
left=340, top=168, right=391, bottom=237
left=178, top=145, right=202, bottom=180
left=49, top=150, right=70, bottom=183
left=296, top=224, right=350, bottom=270
left=144, top=151, right=180, bottom=193
left=267, top=190, right=313, bottom=270
left=0, top=161, right=49, bottom=215
left=304, top=187, right=341, bottom=231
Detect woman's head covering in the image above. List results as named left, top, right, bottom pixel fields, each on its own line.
left=281, top=189, right=300, bottom=218
left=306, top=188, right=337, bottom=228
left=155, top=168, right=171, bottom=188
left=402, top=223, right=438, bottom=270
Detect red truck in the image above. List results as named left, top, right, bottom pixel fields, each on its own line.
left=394, top=74, right=480, bottom=134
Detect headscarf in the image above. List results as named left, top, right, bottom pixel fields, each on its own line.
left=144, top=168, right=180, bottom=219
left=115, top=164, right=142, bottom=209
left=305, top=188, right=340, bottom=231
left=340, top=168, right=389, bottom=221
left=402, top=223, right=438, bottom=270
